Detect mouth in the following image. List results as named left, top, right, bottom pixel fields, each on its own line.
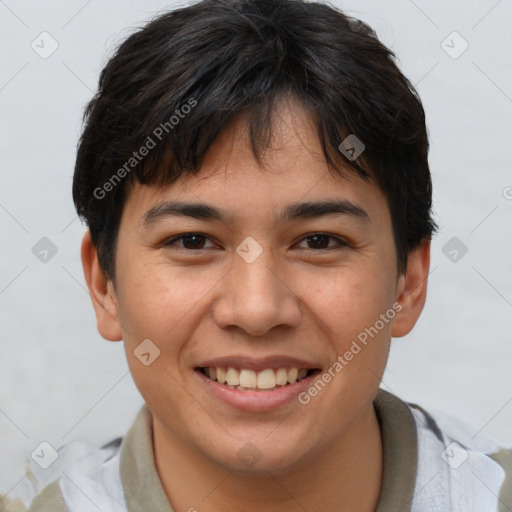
left=196, top=366, right=320, bottom=392
left=194, top=356, right=323, bottom=411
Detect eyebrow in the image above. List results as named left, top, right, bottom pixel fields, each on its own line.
left=141, top=199, right=371, bottom=227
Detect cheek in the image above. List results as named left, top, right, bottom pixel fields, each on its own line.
left=312, top=263, right=391, bottom=312
left=306, top=264, right=396, bottom=350
left=115, top=258, right=222, bottom=343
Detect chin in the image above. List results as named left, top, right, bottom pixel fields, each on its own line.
left=203, top=435, right=311, bottom=475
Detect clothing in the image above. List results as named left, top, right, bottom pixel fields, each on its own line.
left=2, top=389, right=511, bottom=511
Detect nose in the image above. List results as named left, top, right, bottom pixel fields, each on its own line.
left=212, top=244, right=302, bottom=336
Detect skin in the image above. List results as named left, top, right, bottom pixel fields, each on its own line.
left=82, top=97, right=430, bottom=512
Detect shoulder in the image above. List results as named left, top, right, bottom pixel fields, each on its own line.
left=0, top=438, right=125, bottom=512
left=405, top=397, right=512, bottom=511
left=1, top=480, right=68, bottom=512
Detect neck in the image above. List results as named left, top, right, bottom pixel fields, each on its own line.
left=153, top=404, right=383, bottom=512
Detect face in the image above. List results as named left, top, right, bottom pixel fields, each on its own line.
left=83, top=98, right=428, bottom=474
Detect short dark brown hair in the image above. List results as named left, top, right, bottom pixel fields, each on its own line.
left=72, top=0, right=438, bottom=282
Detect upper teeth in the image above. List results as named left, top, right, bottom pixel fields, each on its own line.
left=204, top=367, right=309, bottom=390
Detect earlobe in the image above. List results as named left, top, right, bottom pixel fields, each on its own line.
left=81, top=230, right=123, bottom=342
left=391, top=238, right=431, bottom=338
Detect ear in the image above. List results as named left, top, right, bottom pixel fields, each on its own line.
left=391, top=238, right=431, bottom=338
left=81, top=230, right=123, bottom=341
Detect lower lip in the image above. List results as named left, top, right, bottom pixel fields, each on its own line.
left=194, top=369, right=320, bottom=412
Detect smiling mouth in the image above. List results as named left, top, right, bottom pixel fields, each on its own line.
left=197, top=366, right=320, bottom=391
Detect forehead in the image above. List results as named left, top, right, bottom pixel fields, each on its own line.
left=120, top=99, right=389, bottom=230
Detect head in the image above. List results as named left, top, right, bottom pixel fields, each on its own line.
left=74, top=0, right=437, bottom=473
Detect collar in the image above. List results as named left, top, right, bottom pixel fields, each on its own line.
left=374, top=388, right=418, bottom=511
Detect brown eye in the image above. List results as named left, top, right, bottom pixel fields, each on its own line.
left=165, top=233, right=215, bottom=250
left=305, top=234, right=331, bottom=249
left=297, top=233, right=350, bottom=250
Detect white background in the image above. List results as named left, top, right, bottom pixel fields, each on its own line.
left=1, top=0, right=511, bottom=491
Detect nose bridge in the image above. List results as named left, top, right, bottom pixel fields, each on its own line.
left=213, top=238, right=301, bottom=335
left=236, top=244, right=279, bottom=298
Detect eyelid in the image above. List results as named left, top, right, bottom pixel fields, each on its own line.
left=295, top=232, right=352, bottom=249
left=164, top=232, right=218, bottom=249
left=163, top=232, right=351, bottom=250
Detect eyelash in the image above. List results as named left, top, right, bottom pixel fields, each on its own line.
left=163, top=232, right=351, bottom=251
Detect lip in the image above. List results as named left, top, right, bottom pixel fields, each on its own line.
left=196, top=355, right=320, bottom=372
left=194, top=367, right=322, bottom=412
